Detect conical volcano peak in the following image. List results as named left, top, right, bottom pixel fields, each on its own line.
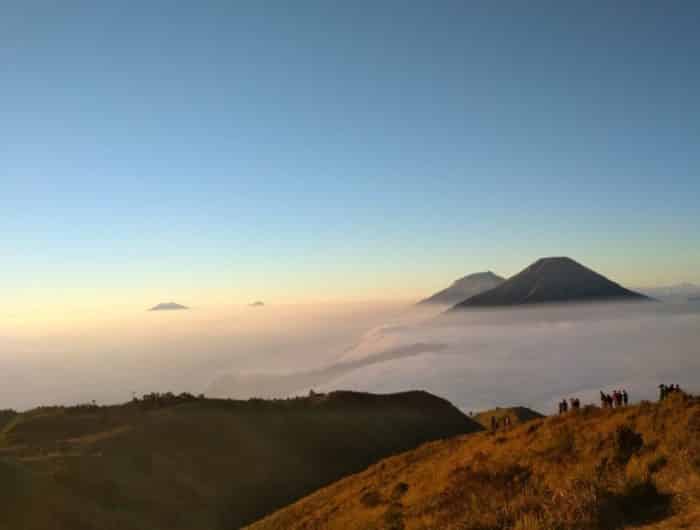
left=452, top=257, right=648, bottom=308
left=527, top=256, right=584, bottom=270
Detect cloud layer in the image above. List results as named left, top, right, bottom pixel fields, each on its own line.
left=1, top=300, right=699, bottom=414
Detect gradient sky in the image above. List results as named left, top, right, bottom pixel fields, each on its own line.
left=2, top=2, right=699, bottom=315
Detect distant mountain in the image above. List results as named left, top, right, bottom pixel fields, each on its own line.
left=635, top=283, right=700, bottom=300
left=452, top=257, right=648, bottom=309
left=149, top=302, right=189, bottom=311
left=249, top=301, right=265, bottom=307
left=419, top=271, right=505, bottom=305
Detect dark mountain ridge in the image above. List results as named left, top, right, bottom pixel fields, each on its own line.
left=453, top=257, right=648, bottom=309
left=0, top=391, right=480, bottom=530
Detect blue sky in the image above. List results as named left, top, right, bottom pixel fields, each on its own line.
left=2, top=1, right=699, bottom=309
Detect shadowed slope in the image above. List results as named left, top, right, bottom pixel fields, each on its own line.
left=453, top=257, right=648, bottom=308
left=419, top=272, right=505, bottom=305
left=0, top=391, right=480, bottom=530
left=248, top=393, right=700, bottom=530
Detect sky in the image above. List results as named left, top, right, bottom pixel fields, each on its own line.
left=2, top=1, right=699, bottom=321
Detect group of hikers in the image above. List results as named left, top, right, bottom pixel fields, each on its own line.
left=557, top=389, right=630, bottom=414
left=556, top=384, right=686, bottom=415
left=659, top=384, right=682, bottom=400
left=600, top=389, right=628, bottom=409
left=557, top=397, right=581, bottom=414
left=490, top=414, right=512, bottom=431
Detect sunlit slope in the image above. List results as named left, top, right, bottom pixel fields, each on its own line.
left=248, top=393, right=700, bottom=530
left=0, top=391, right=480, bottom=530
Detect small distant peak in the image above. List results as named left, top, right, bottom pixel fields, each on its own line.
left=149, top=302, right=189, bottom=311
left=458, top=271, right=502, bottom=281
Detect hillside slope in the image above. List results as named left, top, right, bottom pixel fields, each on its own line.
left=0, top=391, right=480, bottom=530
left=453, top=257, right=648, bottom=308
left=473, top=406, right=544, bottom=429
left=248, top=392, right=700, bottom=530
left=419, top=272, right=505, bottom=305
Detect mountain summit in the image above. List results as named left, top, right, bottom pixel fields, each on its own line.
left=419, top=271, right=505, bottom=305
left=452, top=257, right=648, bottom=308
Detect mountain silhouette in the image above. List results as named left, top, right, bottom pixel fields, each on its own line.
left=452, top=257, right=648, bottom=308
left=419, top=271, right=505, bottom=305
left=149, top=302, right=189, bottom=311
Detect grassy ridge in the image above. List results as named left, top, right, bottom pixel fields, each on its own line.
left=248, top=392, right=700, bottom=529
left=0, top=391, right=480, bottom=530
left=473, top=406, right=544, bottom=429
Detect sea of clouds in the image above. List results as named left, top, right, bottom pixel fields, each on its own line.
left=1, top=299, right=699, bottom=414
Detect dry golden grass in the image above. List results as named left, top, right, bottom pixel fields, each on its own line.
left=248, top=393, right=700, bottom=530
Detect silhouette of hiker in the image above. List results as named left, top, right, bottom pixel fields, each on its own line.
left=622, top=389, right=628, bottom=406
left=491, top=416, right=497, bottom=431
left=659, top=384, right=666, bottom=401
left=503, top=415, right=511, bottom=429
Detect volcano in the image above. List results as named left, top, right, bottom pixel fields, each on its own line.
left=452, top=257, right=648, bottom=309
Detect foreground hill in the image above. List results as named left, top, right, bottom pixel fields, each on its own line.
left=453, top=257, right=648, bottom=308
left=0, top=390, right=479, bottom=530
left=248, top=392, right=700, bottom=530
left=419, top=271, right=505, bottom=305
